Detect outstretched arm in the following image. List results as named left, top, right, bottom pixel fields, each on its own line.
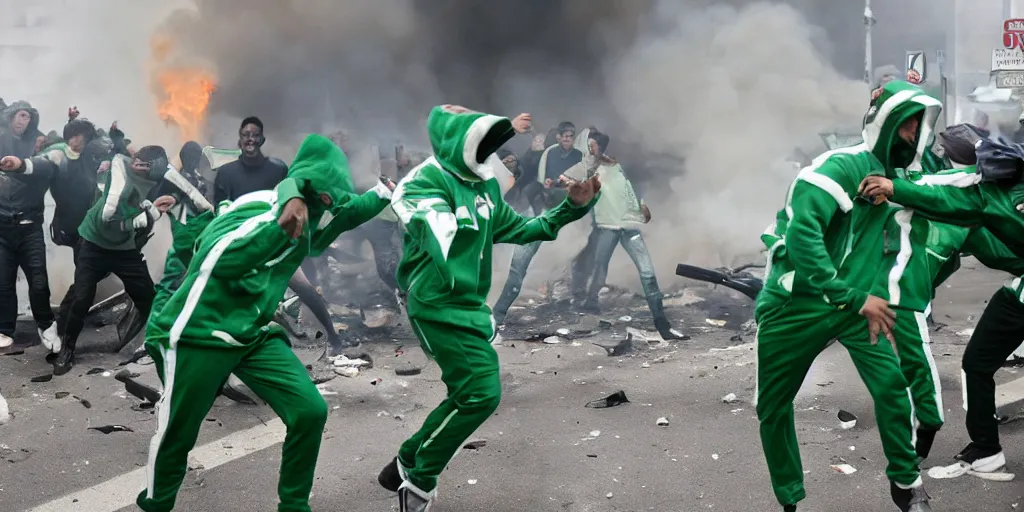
left=162, top=167, right=214, bottom=213
left=310, top=181, right=393, bottom=252
left=887, top=170, right=987, bottom=225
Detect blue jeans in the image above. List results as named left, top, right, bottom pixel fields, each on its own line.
left=492, top=241, right=543, bottom=324
left=575, top=227, right=667, bottom=322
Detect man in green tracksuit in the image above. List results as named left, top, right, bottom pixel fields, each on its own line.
left=376, top=105, right=600, bottom=512
left=756, top=81, right=935, bottom=512
left=136, top=134, right=394, bottom=512
left=861, top=130, right=1024, bottom=476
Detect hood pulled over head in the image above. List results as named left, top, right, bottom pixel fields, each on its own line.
left=179, top=141, right=203, bottom=175
left=2, top=100, right=41, bottom=140
left=285, top=134, right=355, bottom=250
left=426, top=105, right=515, bottom=181
left=862, top=80, right=942, bottom=173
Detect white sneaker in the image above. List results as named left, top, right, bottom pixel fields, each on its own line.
left=0, top=334, right=12, bottom=348
left=970, top=451, right=1007, bottom=473
left=38, top=324, right=60, bottom=353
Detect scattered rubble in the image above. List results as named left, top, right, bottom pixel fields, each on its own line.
left=837, top=410, right=857, bottom=430
left=591, top=338, right=632, bottom=357
left=656, top=417, right=670, bottom=427
left=722, top=393, right=739, bottom=404
left=462, top=440, right=487, bottom=450
left=395, top=365, right=422, bottom=376
left=115, top=370, right=161, bottom=404
left=705, top=318, right=727, bottom=327
left=0, top=390, right=8, bottom=425
left=831, top=464, right=857, bottom=475
left=584, top=391, right=630, bottom=409
left=89, top=425, right=133, bottom=434
left=30, top=374, right=52, bottom=383
left=334, top=367, right=359, bottom=378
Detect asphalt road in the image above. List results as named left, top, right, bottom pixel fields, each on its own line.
left=1, top=262, right=1022, bottom=512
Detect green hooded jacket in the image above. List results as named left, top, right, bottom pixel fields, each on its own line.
left=759, top=81, right=941, bottom=314
left=146, top=134, right=392, bottom=349
left=392, top=106, right=594, bottom=323
left=77, top=154, right=165, bottom=250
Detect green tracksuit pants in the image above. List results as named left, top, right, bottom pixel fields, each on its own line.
left=151, top=248, right=187, bottom=321
left=397, top=314, right=502, bottom=495
left=754, top=296, right=921, bottom=507
left=893, top=306, right=944, bottom=431
left=136, top=332, right=328, bottom=512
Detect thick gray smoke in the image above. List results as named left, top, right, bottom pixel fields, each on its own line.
left=0, top=0, right=961, bottom=305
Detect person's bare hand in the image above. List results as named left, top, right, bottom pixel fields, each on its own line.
left=859, top=295, right=896, bottom=346
left=858, top=176, right=894, bottom=204
left=0, top=156, right=22, bottom=171
left=68, top=106, right=80, bottom=121
left=641, top=203, right=652, bottom=223
left=511, top=113, right=533, bottom=134
left=560, top=175, right=602, bottom=206
left=153, top=195, right=176, bottom=213
left=278, top=198, right=308, bottom=240
left=97, top=161, right=111, bottom=174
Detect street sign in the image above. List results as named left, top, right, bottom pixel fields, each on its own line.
left=994, top=70, right=1024, bottom=88
left=1005, top=18, right=1024, bottom=49
left=906, top=51, right=926, bottom=83
left=992, top=48, right=1024, bottom=70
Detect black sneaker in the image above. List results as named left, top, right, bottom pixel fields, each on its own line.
left=378, top=456, right=403, bottom=492
left=52, top=346, right=76, bottom=376
left=954, top=442, right=1006, bottom=473
left=398, top=482, right=433, bottom=512
left=783, top=505, right=797, bottom=512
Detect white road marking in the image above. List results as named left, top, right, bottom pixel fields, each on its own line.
left=26, top=418, right=286, bottom=512
left=996, top=374, right=1024, bottom=409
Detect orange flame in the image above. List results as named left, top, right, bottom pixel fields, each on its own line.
left=149, top=34, right=217, bottom=144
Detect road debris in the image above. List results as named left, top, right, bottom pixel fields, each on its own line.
left=316, top=384, right=338, bottom=396
left=927, top=462, right=969, bottom=479
left=592, top=338, right=632, bottom=356
left=705, top=318, right=727, bottom=327
left=395, top=365, right=422, bottom=376
left=0, top=390, right=8, bottom=425
left=85, top=368, right=106, bottom=375
left=73, top=395, right=92, bottom=409
left=711, top=453, right=719, bottom=460
left=837, top=410, right=857, bottom=430
left=585, top=390, right=630, bottom=409
left=463, top=440, right=487, bottom=450
left=606, top=492, right=614, bottom=499
left=556, top=328, right=570, bottom=336
left=468, top=479, right=478, bottom=485
left=30, top=374, right=52, bottom=383
left=618, top=316, right=632, bottom=322
left=656, top=417, right=670, bottom=427
left=334, top=367, right=359, bottom=378
left=115, top=370, right=161, bottom=404
left=722, top=393, right=739, bottom=404
left=543, top=336, right=563, bottom=344
left=55, top=391, right=70, bottom=399
left=830, top=464, right=857, bottom=475
left=89, top=425, right=134, bottom=434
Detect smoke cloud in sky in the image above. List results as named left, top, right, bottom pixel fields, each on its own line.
left=0, top=0, right=968, bottom=300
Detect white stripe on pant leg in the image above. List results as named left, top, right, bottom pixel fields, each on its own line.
left=752, top=328, right=760, bottom=409
left=914, top=310, right=944, bottom=423
left=145, top=345, right=178, bottom=499
left=962, top=369, right=969, bottom=412
left=907, top=387, right=918, bottom=447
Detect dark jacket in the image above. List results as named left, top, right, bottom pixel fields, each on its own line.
left=212, top=155, right=288, bottom=205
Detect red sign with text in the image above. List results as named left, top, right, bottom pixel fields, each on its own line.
left=1005, top=19, right=1024, bottom=49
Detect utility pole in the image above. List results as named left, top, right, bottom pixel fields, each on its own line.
left=864, top=0, right=876, bottom=85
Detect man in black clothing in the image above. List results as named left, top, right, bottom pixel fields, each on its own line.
left=212, top=117, right=288, bottom=205
left=211, top=117, right=348, bottom=357
left=0, top=103, right=63, bottom=351
left=0, top=101, right=43, bottom=159
left=538, top=121, right=583, bottom=187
